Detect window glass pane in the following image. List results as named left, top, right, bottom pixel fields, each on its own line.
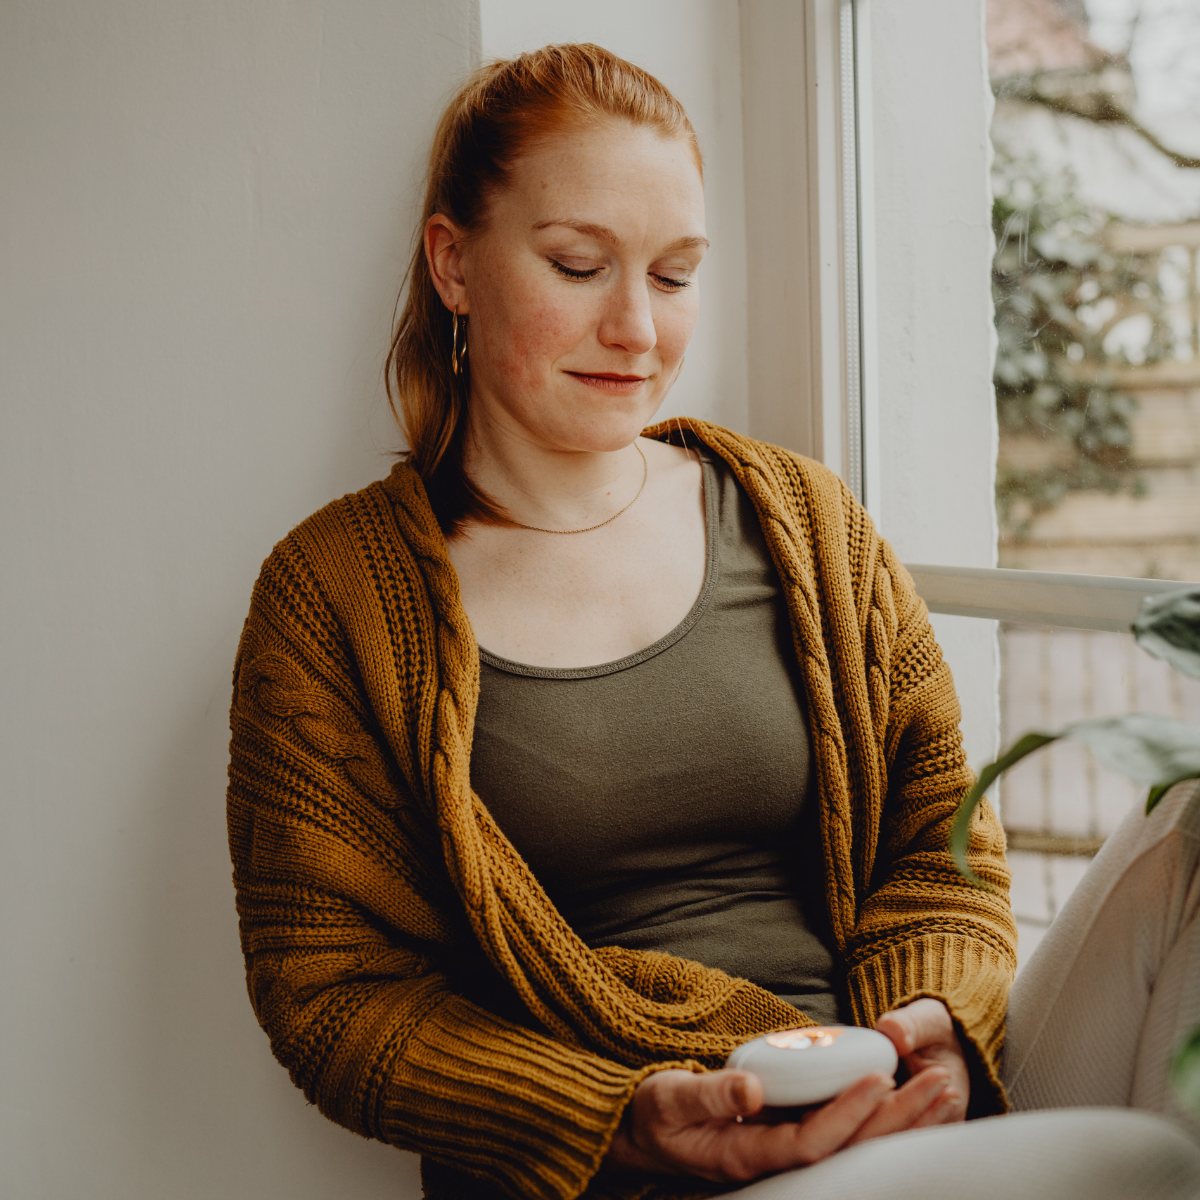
left=988, top=0, right=1200, bottom=582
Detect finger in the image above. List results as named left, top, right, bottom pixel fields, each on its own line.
left=781, top=1073, right=896, bottom=1164
left=909, top=1088, right=964, bottom=1128
left=704, top=1073, right=895, bottom=1180
left=646, top=1069, right=765, bottom=1128
left=907, top=1058, right=967, bottom=1124
left=896, top=1033, right=972, bottom=1112
left=877, top=998, right=954, bottom=1056
left=875, top=1009, right=914, bottom=1057
left=847, top=1066, right=952, bottom=1144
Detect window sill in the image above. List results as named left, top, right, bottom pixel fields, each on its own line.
left=905, top=564, right=1189, bottom=632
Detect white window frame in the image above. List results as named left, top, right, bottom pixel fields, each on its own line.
left=742, top=0, right=1187, bottom=638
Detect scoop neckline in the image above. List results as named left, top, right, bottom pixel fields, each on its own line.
left=478, top=457, right=720, bottom=680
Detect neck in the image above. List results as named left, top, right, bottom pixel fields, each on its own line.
left=460, top=404, right=648, bottom=533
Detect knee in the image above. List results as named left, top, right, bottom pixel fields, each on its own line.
left=1070, top=1109, right=1200, bottom=1197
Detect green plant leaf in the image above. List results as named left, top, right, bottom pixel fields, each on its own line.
left=951, top=731, right=1060, bottom=888
left=1133, top=588, right=1200, bottom=681
left=1172, top=1023, right=1200, bottom=1117
left=1066, top=714, right=1200, bottom=786
left=951, top=715, right=1200, bottom=888
left=1146, top=783, right=1173, bottom=814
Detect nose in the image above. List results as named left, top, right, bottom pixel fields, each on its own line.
left=596, top=272, right=657, bottom=357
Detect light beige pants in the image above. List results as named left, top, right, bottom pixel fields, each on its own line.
left=730, top=780, right=1200, bottom=1199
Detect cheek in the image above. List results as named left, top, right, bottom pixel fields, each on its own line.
left=655, top=294, right=700, bottom=362
left=482, top=278, right=592, bottom=381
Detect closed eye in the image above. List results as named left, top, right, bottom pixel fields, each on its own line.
left=550, top=259, right=691, bottom=290
left=550, top=260, right=602, bottom=281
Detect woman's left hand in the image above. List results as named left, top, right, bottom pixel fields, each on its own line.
left=875, top=998, right=970, bottom=1125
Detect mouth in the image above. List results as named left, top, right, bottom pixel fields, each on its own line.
left=564, top=371, right=649, bottom=394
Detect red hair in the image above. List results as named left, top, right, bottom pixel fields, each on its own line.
left=384, top=43, right=702, bottom=536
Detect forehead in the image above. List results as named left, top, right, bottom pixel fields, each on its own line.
left=495, top=120, right=706, bottom=235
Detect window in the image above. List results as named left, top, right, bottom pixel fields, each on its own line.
left=841, top=0, right=1200, bottom=959
left=990, top=0, right=1200, bottom=584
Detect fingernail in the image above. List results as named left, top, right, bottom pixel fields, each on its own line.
left=731, top=1078, right=749, bottom=1108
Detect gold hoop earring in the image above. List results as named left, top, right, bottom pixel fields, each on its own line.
left=451, top=310, right=468, bottom=377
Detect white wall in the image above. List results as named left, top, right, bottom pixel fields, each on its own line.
left=0, top=2, right=477, bottom=1195
left=479, top=0, right=749, bottom=434
left=862, top=0, right=1001, bottom=771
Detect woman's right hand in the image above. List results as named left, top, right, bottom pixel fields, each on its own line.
left=603, top=1063, right=957, bottom=1183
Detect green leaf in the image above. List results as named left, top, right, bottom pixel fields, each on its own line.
left=950, top=715, right=1200, bottom=888
left=1146, top=783, right=1172, bottom=814
left=1066, top=714, right=1200, bottom=786
left=1172, top=1023, right=1200, bottom=1117
left=951, top=732, right=1060, bottom=889
left=1133, top=588, right=1200, bottom=681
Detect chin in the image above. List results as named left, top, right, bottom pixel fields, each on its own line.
left=518, top=388, right=660, bottom=453
left=549, top=407, right=658, bottom=454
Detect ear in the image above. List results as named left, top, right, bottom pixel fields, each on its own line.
left=425, top=214, right=470, bottom=315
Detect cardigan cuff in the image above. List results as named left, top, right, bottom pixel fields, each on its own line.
left=378, top=995, right=696, bottom=1200
left=843, top=933, right=1013, bottom=1118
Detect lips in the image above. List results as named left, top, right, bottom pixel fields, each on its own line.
left=565, top=371, right=648, bottom=393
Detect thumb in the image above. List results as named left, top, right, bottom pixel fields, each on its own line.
left=878, top=999, right=954, bottom=1056
left=666, top=1070, right=764, bottom=1125
left=875, top=1008, right=916, bottom=1056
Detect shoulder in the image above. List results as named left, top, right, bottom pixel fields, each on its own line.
left=644, top=418, right=866, bottom=559
left=643, top=418, right=854, bottom=513
left=246, top=460, right=445, bottom=635
left=647, top=419, right=923, bottom=630
left=233, top=459, right=466, bottom=724
left=259, top=460, right=434, bottom=578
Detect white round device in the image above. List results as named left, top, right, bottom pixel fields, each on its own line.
left=725, top=1026, right=899, bottom=1106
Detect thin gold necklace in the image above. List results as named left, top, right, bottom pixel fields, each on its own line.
left=509, top=443, right=648, bottom=534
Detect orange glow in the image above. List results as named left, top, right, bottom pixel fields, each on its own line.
left=764, top=1027, right=844, bottom=1050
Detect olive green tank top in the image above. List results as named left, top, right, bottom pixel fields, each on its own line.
left=471, top=456, right=841, bottom=1024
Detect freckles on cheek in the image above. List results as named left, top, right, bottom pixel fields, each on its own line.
left=497, top=299, right=577, bottom=382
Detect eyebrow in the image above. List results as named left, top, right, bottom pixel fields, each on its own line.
left=532, top=219, right=709, bottom=254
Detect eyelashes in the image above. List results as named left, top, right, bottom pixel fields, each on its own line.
left=549, top=260, right=691, bottom=290
left=550, top=261, right=601, bottom=281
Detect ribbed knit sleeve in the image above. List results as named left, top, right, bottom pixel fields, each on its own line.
left=840, top=540, right=1016, bottom=1116
left=226, top=532, right=681, bottom=1200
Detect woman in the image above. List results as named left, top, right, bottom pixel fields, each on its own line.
left=226, top=44, right=1200, bottom=1198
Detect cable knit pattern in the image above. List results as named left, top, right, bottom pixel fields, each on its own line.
left=226, top=421, right=1016, bottom=1200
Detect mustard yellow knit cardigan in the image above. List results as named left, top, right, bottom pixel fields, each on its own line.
left=226, top=421, right=1016, bottom=1200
